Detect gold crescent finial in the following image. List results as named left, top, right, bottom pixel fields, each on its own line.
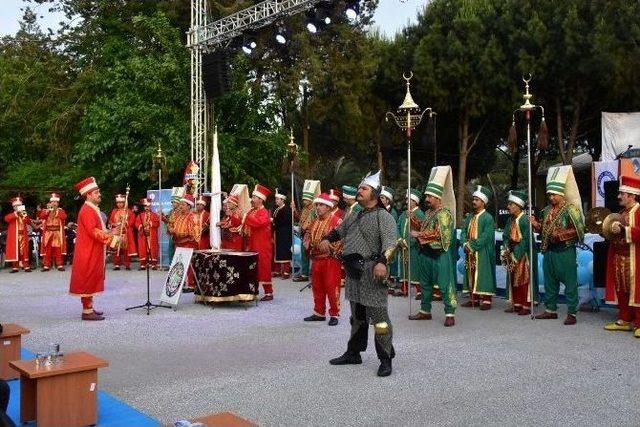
left=522, top=73, right=532, bottom=84
left=403, top=71, right=413, bottom=82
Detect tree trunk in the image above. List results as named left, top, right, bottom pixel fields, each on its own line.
left=555, top=97, right=567, bottom=165
left=565, top=102, right=580, bottom=166
left=510, top=144, right=520, bottom=189
left=456, top=107, right=470, bottom=226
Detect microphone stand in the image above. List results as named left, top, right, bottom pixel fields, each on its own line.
left=126, top=218, right=171, bottom=315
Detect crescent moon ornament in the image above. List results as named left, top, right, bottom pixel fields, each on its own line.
left=403, top=71, right=413, bottom=82
left=522, top=73, right=532, bottom=84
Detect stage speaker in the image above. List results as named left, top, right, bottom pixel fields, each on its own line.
left=202, top=50, right=231, bottom=99
left=592, top=241, right=608, bottom=288
left=603, top=180, right=619, bottom=212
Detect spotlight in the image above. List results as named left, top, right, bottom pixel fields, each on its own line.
left=345, top=0, right=359, bottom=20
left=306, top=22, right=318, bottom=33
left=274, top=25, right=291, bottom=45
left=242, top=45, right=252, bottom=54
left=276, top=34, right=286, bottom=44
left=241, top=34, right=257, bottom=54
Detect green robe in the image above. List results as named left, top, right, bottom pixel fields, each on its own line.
left=502, top=212, right=538, bottom=303
left=386, top=206, right=400, bottom=278
left=416, top=207, right=457, bottom=314
left=461, top=210, right=496, bottom=295
left=539, top=202, right=585, bottom=314
left=397, top=207, right=425, bottom=284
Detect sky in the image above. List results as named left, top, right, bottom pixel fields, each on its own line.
left=0, top=0, right=426, bottom=38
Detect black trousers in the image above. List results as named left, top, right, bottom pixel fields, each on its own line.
left=346, top=301, right=395, bottom=360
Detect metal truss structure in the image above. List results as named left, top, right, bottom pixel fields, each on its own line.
left=188, top=0, right=326, bottom=192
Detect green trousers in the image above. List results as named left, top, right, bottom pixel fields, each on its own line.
left=542, top=246, right=578, bottom=314
left=417, top=251, right=457, bottom=315
left=300, top=248, right=310, bottom=277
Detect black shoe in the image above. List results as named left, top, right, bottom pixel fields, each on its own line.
left=182, top=288, right=195, bottom=293
left=329, top=352, right=362, bottom=365
left=377, top=359, right=392, bottom=377
left=328, top=317, right=339, bottom=326
left=304, top=314, right=326, bottom=322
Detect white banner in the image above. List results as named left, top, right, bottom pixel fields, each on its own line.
left=593, top=160, right=618, bottom=207
left=601, top=112, right=640, bottom=160
left=210, top=127, right=222, bottom=249
left=160, top=247, right=194, bottom=307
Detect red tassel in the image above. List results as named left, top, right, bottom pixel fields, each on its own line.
left=538, top=118, right=548, bottom=150
left=507, top=123, right=517, bottom=154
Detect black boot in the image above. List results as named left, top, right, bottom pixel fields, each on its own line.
left=329, top=352, right=362, bottom=365
left=377, top=358, right=392, bottom=377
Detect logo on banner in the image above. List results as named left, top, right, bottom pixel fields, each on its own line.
left=597, top=171, right=616, bottom=198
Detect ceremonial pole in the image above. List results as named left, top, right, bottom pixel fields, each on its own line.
left=286, top=129, right=298, bottom=279
left=386, top=73, right=433, bottom=316
left=508, top=75, right=547, bottom=319
left=153, top=143, right=167, bottom=268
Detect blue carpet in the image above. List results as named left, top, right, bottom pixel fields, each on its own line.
left=6, top=348, right=160, bottom=426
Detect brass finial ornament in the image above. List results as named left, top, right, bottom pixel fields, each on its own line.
left=385, top=72, right=436, bottom=317
left=286, top=127, right=297, bottom=155
left=507, top=73, right=547, bottom=319
left=520, top=74, right=534, bottom=110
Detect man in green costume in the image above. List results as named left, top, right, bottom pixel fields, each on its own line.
left=501, top=189, right=538, bottom=315
left=531, top=165, right=585, bottom=325
left=397, top=188, right=425, bottom=297
left=292, top=180, right=320, bottom=282
left=461, top=185, right=497, bottom=310
left=342, top=185, right=361, bottom=219
left=380, top=186, right=399, bottom=292
left=409, top=166, right=457, bottom=326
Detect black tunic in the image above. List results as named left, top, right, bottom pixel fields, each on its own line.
left=273, top=205, right=292, bottom=262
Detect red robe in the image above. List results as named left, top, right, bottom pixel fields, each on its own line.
left=108, top=208, right=138, bottom=256
left=38, top=208, right=67, bottom=256
left=605, top=202, right=640, bottom=306
left=134, top=210, right=160, bottom=262
left=4, top=212, right=31, bottom=262
left=195, top=210, right=210, bottom=250
left=244, top=206, right=273, bottom=283
left=221, top=213, right=243, bottom=251
left=69, top=202, right=117, bottom=297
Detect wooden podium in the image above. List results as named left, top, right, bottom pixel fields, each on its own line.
left=10, top=351, right=109, bottom=427
left=0, top=323, right=30, bottom=380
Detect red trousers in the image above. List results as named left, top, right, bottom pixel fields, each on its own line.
left=43, top=245, right=64, bottom=269
left=512, top=284, right=531, bottom=308
left=81, top=296, right=94, bottom=314
left=273, top=262, right=291, bottom=276
left=617, top=288, right=640, bottom=327
left=311, top=257, right=342, bottom=317
left=112, top=252, right=130, bottom=268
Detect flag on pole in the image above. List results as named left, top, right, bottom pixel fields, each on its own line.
left=210, top=126, right=222, bottom=249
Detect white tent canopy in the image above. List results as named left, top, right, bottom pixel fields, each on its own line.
left=601, top=112, right=640, bottom=160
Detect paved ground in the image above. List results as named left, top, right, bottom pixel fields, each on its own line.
left=1, top=266, right=639, bottom=426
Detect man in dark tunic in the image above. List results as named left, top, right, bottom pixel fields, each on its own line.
left=272, top=189, right=293, bottom=279
left=319, top=171, right=398, bottom=377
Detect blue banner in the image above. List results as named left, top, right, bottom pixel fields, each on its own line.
left=147, top=189, right=173, bottom=267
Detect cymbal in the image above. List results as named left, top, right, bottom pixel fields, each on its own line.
left=602, top=213, right=623, bottom=241
left=585, top=207, right=611, bottom=234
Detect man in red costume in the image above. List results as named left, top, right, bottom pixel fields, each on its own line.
left=328, top=188, right=344, bottom=219
left=69, top=177, right=121, bottom=321
left=167, top=194, right=200, bottom=292
left=135, top=198, right=160, bottom=270
left=37, top=192, right=67, bottom=271
left=4, top=197, right=32, bottom=273
left=303, top=193, right=343, bottom=325
left=604, top=175, right=640, bottom=338
left=244, top=184, right=274, bottom=301
left=108, top=194, right=137, bottom=270
left=218, top=195, right=244, bottom=251
left=195, top=195, right=210, bottom=250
